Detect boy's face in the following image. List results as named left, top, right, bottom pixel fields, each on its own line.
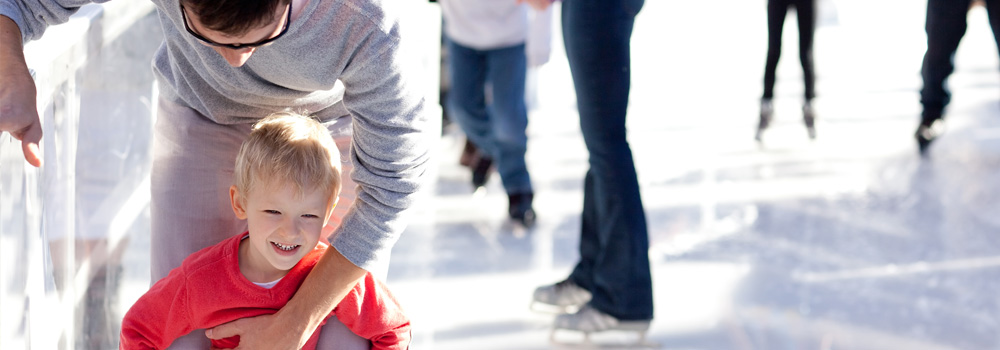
left=230, top=181, right=336, bottom=281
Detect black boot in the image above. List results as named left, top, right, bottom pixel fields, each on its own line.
left=471, top=156, right=494, bottom=189
left=508, top=192, right=536, bottom=227
left=915, top=111, right=943, bottom=156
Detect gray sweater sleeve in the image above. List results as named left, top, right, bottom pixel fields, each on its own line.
left=324, top=3, right=434, bottom=272
left=0, top=0, right=106, bottom=43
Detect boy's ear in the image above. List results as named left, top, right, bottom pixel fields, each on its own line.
left=320, top=197, right=340, bottom=239
left=324, top=197, right=340, bottom=222
left=230, top=185, right=248, bottom=220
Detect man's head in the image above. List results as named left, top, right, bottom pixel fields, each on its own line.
left=179, top=0, right=292, bottom=67
left=229, top=112, right=341, bottom=278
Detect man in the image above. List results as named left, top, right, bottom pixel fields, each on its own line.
left=0, top=0, right=432, bottom=347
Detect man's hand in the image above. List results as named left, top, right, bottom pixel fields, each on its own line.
left=206, top=313, right=311, bottom=350
left=0, top=16, right=43, bottom=167
left=205, top=249, right=366, bottom=350
left=517, top=0, right=554, bottom=11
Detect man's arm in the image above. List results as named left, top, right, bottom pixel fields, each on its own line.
left=206, top=248, right=366, bottom=350
left=1, top=0, right=107, bottom=167
left=0, top=16, right=42, bottom=167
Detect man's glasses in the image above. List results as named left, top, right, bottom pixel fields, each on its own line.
left=180, top=0, right=292, bottom=49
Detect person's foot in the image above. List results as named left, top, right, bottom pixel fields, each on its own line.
left=915, top=113, right=944, bottom=156
left=803, top=102, right=816, bottom=139
left=508, top=193, right=536, bottom=227
left=471, top=156, right=493, bottom=189
left=553, top=304, right=651, bottom=333
left=532, top=279, right=592, bottom=313
left=755, top=99, right=774, bottom=142
left=459, top=139, right=478, bottom=168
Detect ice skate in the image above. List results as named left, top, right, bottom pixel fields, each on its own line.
left=755, top=99, right=774, bottom=142
left=470, top=156, right=493, bottom=191
left=549, top=305, right=657, bottom=348
left=803, top=102, right=816, bottom=139
left=531, top=279, right=591, bottom=314
left=508, top=193, right=536, bottom=228
left=915, top=118, right=944, bottom=156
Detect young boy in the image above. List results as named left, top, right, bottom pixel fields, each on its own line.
left=119, top=112, right=410, bottom=350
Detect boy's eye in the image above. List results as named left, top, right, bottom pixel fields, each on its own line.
left=302, top=214, right=320, bottom=219
left=264, top=210, right=281, bottom=215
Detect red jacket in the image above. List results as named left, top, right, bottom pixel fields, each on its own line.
left=120, top=232, right=410, bottom=350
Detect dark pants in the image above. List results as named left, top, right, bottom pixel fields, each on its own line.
left=920, top=0, right=1000, bottom=123
left=445, top=39, right=533, bottom=194
left=562, top=0, right=653, bottom=321
left=762, top=0, right=816, bottom=101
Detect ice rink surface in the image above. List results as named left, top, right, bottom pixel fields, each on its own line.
left=387, top=1, right=1000, bottom=349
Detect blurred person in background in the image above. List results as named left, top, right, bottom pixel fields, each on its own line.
left=916, top=0, right=998, bottom=155
left=756, top=0, right=818, bottom=141
left=439, top=0, right=546, bottom=227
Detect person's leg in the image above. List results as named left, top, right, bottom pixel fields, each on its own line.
left=917, top=0, right=971, bottom=153
left=794, top=0, right=816, bottom=102
left=757, top=0, right=790, bottom=140
left=151, top=97, right=250, bottom=281
left=445, top=37, right=496, bottom=188
left=562, top=0, right=652, bottom=322
left=794, top=0, right=818, bottom=138
left=763, top=0, right=790, bottom=100
left=983, top=0, right=1000, bottom=55
left=920, top=0, right=971, bottom=121
left=152, top=97, right=250, bottom=349
left=484, top=43, right=532, bottom=195
left=485, top=43, right=535, bottom=224
left=314, top=317, right=371, bottom=350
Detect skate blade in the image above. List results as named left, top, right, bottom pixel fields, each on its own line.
left=529, top=301, right=580, bottom=315
left=472, top=186, right=488, bottom=197
left=549, top=327, right=660, bottom=349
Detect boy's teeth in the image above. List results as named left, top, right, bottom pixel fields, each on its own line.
left=273, top=242, right=297, bottom=251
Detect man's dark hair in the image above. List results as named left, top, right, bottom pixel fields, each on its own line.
left=181, top=0, right=289, bottom=36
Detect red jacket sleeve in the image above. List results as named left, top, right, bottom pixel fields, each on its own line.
left=119, top=268, right=197, bottom=349
left=333, top=273, right=411, bottom=350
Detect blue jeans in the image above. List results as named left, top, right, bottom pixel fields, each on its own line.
left=445, top=39, right=533, bottom=195
left=562, top=0, right=653, bottom=321
left=921, top=0, right=1000, bottom=122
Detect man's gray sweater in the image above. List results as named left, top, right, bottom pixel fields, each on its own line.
left=0, top=0, right=433, bottom=271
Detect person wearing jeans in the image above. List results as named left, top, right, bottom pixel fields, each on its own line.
left=440, top=0, right=537, bottom=226
left=917, top=0, right=1000, bottom=155
left=526, top=0, right=653, bottom=334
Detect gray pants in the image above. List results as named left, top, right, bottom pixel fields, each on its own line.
left=151, top=97, right=367, bottom=349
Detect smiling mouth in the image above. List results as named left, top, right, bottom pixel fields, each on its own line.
left=271, top=241, right=300, bottom=251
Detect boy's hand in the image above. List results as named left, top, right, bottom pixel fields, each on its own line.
left=206, top=313, right=311, bottom=350
left=517, top=0, right=554, bottom=11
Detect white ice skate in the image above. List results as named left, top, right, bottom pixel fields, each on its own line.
left=531, top=280, right=592, bottom=314
left=803, top=102, right=817, bottom=140
left=755, top=98, right=774, bottom=142
left=549, top=305, right=658, bottom=348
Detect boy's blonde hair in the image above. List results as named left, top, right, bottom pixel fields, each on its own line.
left=233, top=112, right=341, bottom=203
